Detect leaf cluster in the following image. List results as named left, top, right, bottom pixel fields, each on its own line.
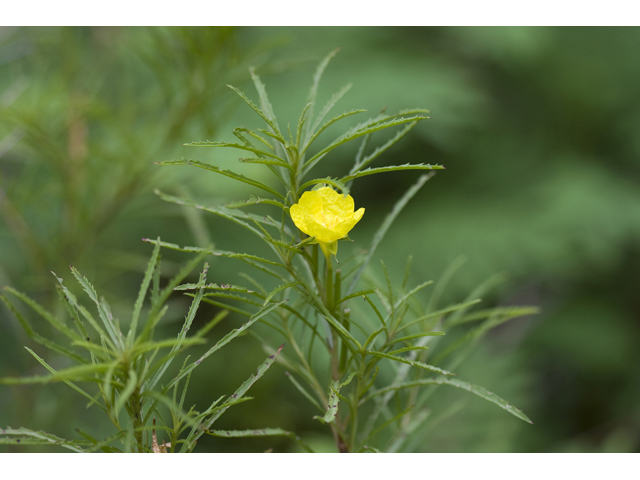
left=0, top=241, right=307, bottom=452
left=147, top=51, right=534, bottom=453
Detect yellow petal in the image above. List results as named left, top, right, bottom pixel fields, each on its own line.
left=290, top=187, right=365, bottom=249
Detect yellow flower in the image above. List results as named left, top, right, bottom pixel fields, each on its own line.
left=290, top=186, right=365, bottom=258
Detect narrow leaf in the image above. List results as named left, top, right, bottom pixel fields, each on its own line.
left=156, top=160, right=284, bottom=199
left=365, top=350, right=455, bottom=377
left=342, top=163, right=444, bottom=183
left=347, top=173, right=434, bottom=295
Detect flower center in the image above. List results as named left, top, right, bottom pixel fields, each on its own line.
left=320, top=210, right=338, bottom=229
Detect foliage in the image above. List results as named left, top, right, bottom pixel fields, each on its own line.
left=0, top=244, right=309, bottom=452
left=146, top=51, right=536, bottom=452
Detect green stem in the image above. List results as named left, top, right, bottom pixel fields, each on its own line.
left=325, top=257, right=334, bottom=312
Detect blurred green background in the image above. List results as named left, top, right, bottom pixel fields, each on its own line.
left=1, top=26, right=639, bottom=452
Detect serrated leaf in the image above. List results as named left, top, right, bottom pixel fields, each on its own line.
left=314, top=381, right=341, bottom=425
left=207, top=427, right=313, bottom=452
left=349, top=121, right=419, bottom=175
left=0, top=427, right=89, bottom=452
left=314, top=372, right=357, bottom=425
left=70, top=267, right=123, bottom=350
left=156, top=159, right=284, bottom=199
left=24, top=347, right=104, bottom=412
left=336, top=289, right=376, bottom=306
left=363, top=377, right=533, bottom=424
left=149, top=263, right=209, bottom=390
left=227, top=84, right=284, bottom=143
left=305, top=48, right=340, bottom=140
left=249, top=68, right=281, bottom=135
left=433, top=307, right=540, bottom=365
left=262, top=282, right=300, bottom=306
left=2, top=286, right=82, bottom=343
left=396, top=299, right=483, bottom=334
left=128, top=240, right=161, bottom=344
left=387, top=331, right=445, bottom=346
left=341, top=163, right=444, bottom=183
left=0, top=293, right=86, bottom=364
left=141, top=237, right=283, bottom=269
left=222, top=195, right=286, bottom=210
left=168, top=301, right=286, bottom=391
left=0, top=361, right=117, bottom=385
left=365, top=350, right=455, bottom=377
left=304, top=114, right=430, bottom=170
left=181, top=345, right=284, bottom=452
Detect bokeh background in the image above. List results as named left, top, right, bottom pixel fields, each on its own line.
left=1, top=26, right=639, bottom=453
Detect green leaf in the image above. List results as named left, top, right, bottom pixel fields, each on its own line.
left=304, top=114, right=430, bottom=171
left=23, top=347, right=105, bottom=412
left=207, top=427, right=313, bottom=453
left=387, top=331, right=445, bottom=346
left=169, top=301, right=286, bottom=390
left=142, top=237, right=284, bottom=269
left=446, top=306, right=539, bottom=328
left=262, top=282, right=300, bottom=306
left=239, top=156, right=291, bottom=169
left=314, top=373, right=357, bottom=425
left=70, top=267, right=123, bottom=350
left=347, top=173, right=434, bottom=295
left=52, top=275, right=113, bottom=351
left=363, top=445, right=382, bottom=453
left=336, top=289, right=376, bottom=306
left=139, top=251, right=208, bottom=344
left=305, top=48, right=340, bottom=140
left=441, top=272, right=507, bottom=327
left=128, top=240, right=161, bottom=344
left=234, top=127, right=275, bottom=153
left=181, top=345, right=284, bottom=452
left=304, top=105, right=367, bottom=157
left=341, top=163, right=444, bottom=184
left=227, top=84, right=284, bottom=144
left=175, top=282, right=260, bottom=295
left=363, top=377, right=533, bottom=424
left=249, top=68, right=282, bottom=136
left=396, top=299, right=482, bottom=334
left=113, top=368, right=138, bottom=421
left=433, top=307, right=539, bottom=365
left=296, top=103, right=311, bottom=148
left=427, top=255, right=467, bottom=314
left=0, top=361, right=117, bottom=385
left=314, top=381, right=340, bottom=425
left=386, top=346, right=430, bottom=356
left=193, top=310, right=229, bottom=340
left=3, top=286, right=82, bottom=343
left=363, top=325, right=386, bottom=350
left=365, top=350, right=455, bottom=377
left=285, top=371, right=324, bottom=413
left=223, top=195, right=286, bottom=211
left=349, top=121, right=419, bottom=175
left=182, top=140, right=285, bottom=161
left=156, top=159, right=284, bottom=199
left=0, top=427, right=89, bottom=452
left=155, top=189, right=270, bottom=241
left=149, top=263, right=209, bottom=390
left=393, top=280, right=434, bottom=312
left=0, top=293, right=86, bottom=364
left=365, top=404, right=414, bottom=444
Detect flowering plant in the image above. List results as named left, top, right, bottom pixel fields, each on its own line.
left=147, top=50, right=536, bottom=452
left=1, top=50, right=536, bottom=452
